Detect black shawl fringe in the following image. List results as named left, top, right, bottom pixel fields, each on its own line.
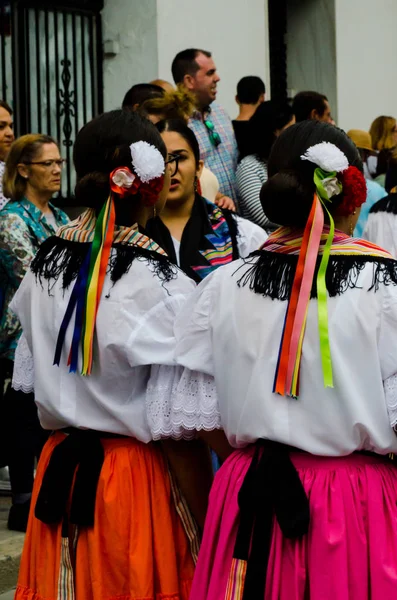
left=110, top=242, right=177, bottom=285
left=226, top=210, right=239, bottom=259
left=235, top=250, right=397, bottom=299
left=31, top=236, right=178, bottom=293
left=369, top=194, right=397, bottom=215
left=31, top=237, right=90, bottom=291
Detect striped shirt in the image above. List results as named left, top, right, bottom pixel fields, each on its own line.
left=189, top=103, right=239, bottom=202
left=236, top=154, right=275, bottom=230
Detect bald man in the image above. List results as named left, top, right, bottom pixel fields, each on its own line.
left=150, top=79, right=175, bottom=93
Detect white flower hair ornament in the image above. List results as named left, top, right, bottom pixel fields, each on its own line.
left=301, top=142, right=349, bottom=173
left=109, top=141, right=165, bottom=205
left=130, top=141, right=165, bottom=183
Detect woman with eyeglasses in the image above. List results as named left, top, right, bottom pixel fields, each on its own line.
left=146, top=119, right=267, bottom=283
left=0, top=133, right=68, bottom=532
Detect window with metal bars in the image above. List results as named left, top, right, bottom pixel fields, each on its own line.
left=0, top=0, right=103, bottom=206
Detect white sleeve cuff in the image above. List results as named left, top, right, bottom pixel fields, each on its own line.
left=12, top=333, right=35, bottom=394
left=146, top=365, right=221, bottom=440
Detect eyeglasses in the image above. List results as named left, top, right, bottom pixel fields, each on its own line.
left=204, top=119, right=222, bottom=147
left=165, top=153, right=180, bottom=177
left=23, top=159, right=67, bottom=169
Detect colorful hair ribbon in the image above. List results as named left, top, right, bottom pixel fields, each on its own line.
left=273, top=167, right=337, bottom=398
left=53, top=193, right=115, bottom=375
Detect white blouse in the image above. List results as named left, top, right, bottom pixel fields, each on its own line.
left=10, top=251, right=196, bottom=442
left=235, top=215, right=268, bottom=256
left=172, top=257, right=397, bottom=456
left=363, top=210, right=397, bottom=259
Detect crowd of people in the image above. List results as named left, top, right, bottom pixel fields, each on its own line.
left=0, top=46, right=397, bottom=599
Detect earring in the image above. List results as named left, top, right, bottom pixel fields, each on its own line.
left=349, top=209, right=357, bottom=237
left=153, top=205, right=157, bottom=218
left=194, top=177, right=198, bottom=192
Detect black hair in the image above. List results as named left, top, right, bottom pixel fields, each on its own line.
left=260, top=120, right=363, bottom=227
left=74, top=110, right=167, bottom=209
left=376, top=148, right=393, bottom=178
left=0, top=99, right=12, bottom=115
left=171, top=48, right=212, bottom=84
left=236, top=76, right=265, bottom=105
left=122, top=83, right=164, bottom=111
left=244, top=100, right=294, bottom=161
left=156, top=118, right=200, bottom=167
left=292, top=91, right=328, bottom=122
left=385, top=153, right=397, bottom=193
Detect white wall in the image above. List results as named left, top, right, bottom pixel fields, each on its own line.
left=287, top=0, right=337, bottom=121
left=335, top=0, right=397, bottom=132
left=156, top=0, right=270, bottom=119
left=102, top=0, right=159, bottom=111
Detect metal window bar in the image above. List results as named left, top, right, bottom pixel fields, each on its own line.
left=3, top=1, right=103, bottom=208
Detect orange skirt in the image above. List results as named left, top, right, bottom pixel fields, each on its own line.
left=15, top=432, right=196, bottom=600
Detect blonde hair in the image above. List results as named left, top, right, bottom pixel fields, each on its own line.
left=141, top=87, right=196, bottom=123
left=3, top=134, right=58, bottom=200
left=369, top=116, right=397, bottom=151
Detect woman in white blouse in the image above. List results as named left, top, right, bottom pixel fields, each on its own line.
left=9, top=111, right=209, bottom=600
left=169, top=121, right=397, bottom=599
left=236, top=100, right=295, bottom=232
left=363, top=155, right=397, bottom=257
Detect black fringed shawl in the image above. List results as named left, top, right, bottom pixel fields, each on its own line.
left=369, top=194, right=397, bottom=215
left=235, top=250, right=397, bottom=299
left=31, top=233, right=178, bottom=293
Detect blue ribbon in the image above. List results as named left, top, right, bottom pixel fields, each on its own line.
left=69, top=254, right=91, bottom=373
left=53, top=250, right=91, bottom=370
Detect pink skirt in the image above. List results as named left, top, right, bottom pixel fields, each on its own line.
left=192, top=448, right=397, bottom=599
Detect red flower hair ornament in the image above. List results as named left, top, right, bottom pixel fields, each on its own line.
left=109, top=141, right=165, bottom=206
left=301, top=142, right=367, bottom=215
left=337, top=165, right=367, bottom=215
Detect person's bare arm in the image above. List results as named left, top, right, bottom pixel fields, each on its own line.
left=161, top=438, right=214, bottom=530
left=198, top=430, right=233, bottom=462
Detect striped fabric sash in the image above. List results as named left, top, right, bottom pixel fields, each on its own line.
left=262, top=225, right=393, bottom=259
left=193, top=204, right=234, bottom=279
left=56, top=208, right=167, bottom=253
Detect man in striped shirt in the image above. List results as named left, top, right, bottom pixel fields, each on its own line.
left=171, top=49, right=239, bottom=206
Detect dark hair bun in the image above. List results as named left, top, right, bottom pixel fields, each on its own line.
left=262, top=121, right=362, bottom=228
left=74, top=171, right=109, bottom=208
left=260, top=171, right=314, bottom=227
left=73, top=110, right=167, bottom=211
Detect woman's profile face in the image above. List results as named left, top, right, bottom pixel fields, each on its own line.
left=160, top=130, right=202, bottom=205
left=18, top=142, right=62, bottom=197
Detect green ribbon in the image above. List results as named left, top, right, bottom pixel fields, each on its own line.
left=313, top=167, right=336, bottom=389
left=81, top=200, right=108, bottom=354
left=313, top=168, right=342, bottom=202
